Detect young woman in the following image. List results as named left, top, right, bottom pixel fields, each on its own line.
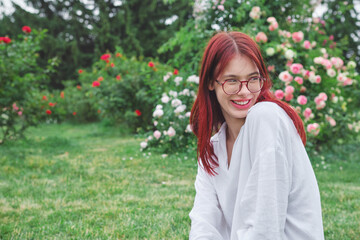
left=189, top=32, right=324, bottom=240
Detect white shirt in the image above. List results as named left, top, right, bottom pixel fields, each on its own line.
left=189, top=102, right=324, bottom=240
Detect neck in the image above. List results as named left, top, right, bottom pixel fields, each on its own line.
left=226, top=118, right=245, bottom=143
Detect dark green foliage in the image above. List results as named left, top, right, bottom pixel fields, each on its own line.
left=0, top=0, right=193, bottom=88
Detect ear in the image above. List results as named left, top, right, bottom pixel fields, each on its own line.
left=208, top=81, right=215, bottom=91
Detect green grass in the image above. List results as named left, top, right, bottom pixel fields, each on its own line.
left=0, top=123, right=359, bottom=239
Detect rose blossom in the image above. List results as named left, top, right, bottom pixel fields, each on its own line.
left=343, top=78, right=353, bottom=86
left=285, top=93, right=293, bottom=101
left=22, top=26, right=31, bottom=33
left=153, top=109, right=164, bottom=118
left=303, top=40, right=311, bottom=49
left=307, top=123, right=320, bottom=136
left=140, top=141, right=147, bottom=149
left=153, top=130, right=161, bottom=139
left=290, top=63, right=303, bottom=74
left=171, top=99, right=182, bottom=107
left=285, top=85, right=295, bottom=94
left=92, top=81, right=100, bottom=87
left=161, top=95, right=170, bottom=103
left=330, top=57, right=344, bottom=69
left=294, top=76, right=303, bottom=84
left=292, top=31, right=304, bottom=42
left=255, top=32, right=268, bottom=43
left=297, top=95, right=307, bottom=105
left=326, top=115, right=336, bottom=126
left=274, top=90, right=284, bottom=100
left=279, top=71, right=293, bottom=82
left=303, top=108, right=312, bottom=120
left=266, top=47, right=275, bottom=56
left=167, top=127, right=176, bottom=137
left=269, top=21, right=278, bottom=31
left=217, top=4, right=224, bottom=11
left=284, top=49, right=295, bottom=60
left=326, top=68, right=336, bottom=77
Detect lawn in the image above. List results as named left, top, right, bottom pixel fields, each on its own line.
left=0, top=123, right=359, bottom=239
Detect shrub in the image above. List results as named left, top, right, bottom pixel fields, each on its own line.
left=0, top=28, right=58, bottom=143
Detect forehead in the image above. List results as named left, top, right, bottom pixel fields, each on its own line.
left=220, top=54, right=258, bottom=77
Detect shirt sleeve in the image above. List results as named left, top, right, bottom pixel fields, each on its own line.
left=189, top=164, right=227, bottom=240
left=234, top=102, right=292, bottom=240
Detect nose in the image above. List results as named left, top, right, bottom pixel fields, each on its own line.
left=237, top=82, right=250, bottom=96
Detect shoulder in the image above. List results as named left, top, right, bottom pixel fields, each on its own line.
left=245, top=101, right=293, bottom=131
left=247, top=101, right=288, bottom=121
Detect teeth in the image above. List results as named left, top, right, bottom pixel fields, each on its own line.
left=233, top=100, right=250, bottom=105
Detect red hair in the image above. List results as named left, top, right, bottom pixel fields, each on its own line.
left=190, top=32, right=306, bottom=176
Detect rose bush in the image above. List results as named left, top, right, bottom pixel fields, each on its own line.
left=141, top=3, right=359, bottom=153
left=0, top=27, right=58, bottom=143
left=62, top=47, right=176, bottom=131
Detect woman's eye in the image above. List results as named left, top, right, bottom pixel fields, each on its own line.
left=226, top=79, right=238, bottom=83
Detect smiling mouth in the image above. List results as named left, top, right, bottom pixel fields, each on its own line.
left=231, top=100, right=250, bottom=105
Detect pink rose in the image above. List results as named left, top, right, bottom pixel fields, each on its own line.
left=267, top=65, right=275, bottom=72
left=300, top=86, right=307, bottom=93
left=303, top=108, right=312, bottom=120
left=279, top=71, right=293, bottom=82
left=318, top=92, right=328, bottom=101
left=217, top=5, right=224, bottom=11
left=303, top=40, right=311, bottom=49
left=315, top=75, right=321, bottom=84
left=285, top=85, right=295, bottom=94
left=321, top=59, right=332, bottom=69
left=294, top=76, right=303, bottom=84
left=330, top=57, right=344, bottom=69
left=343, top=78, right=353, bottom=86
left=307, top=123, right=320, bottom=136
left=153, top=130, right=161, bottom=139
left=18, top=111, right=23, bottom=116
left=274, top=90, right=284, bottom=100
left=316, top=101, right=326, bottom=110
left=297, top=95, right=307, bottom=105
left=285, top=93, right=293, bottom=101
left=269, top=22, right=278, bottom=31
left=292, top=31, right=304, bottom=42
left=326, top=116, right=336, bottom=126
left=255, top=32, right=268, bottom=43
left=290, top=63, right=303, bottom=74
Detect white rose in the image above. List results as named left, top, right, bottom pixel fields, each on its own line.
left=187, top=75, right=200, bottom=84
left=347, top=61, right=356, bottom=69
left=174, top=76, right=183, bottom=86
left=140, top=141, right=147, bottom=149
left=161, top=95, right=170, bottom=103
left=185, top=124, right=192, bottom=133
left=266, top=47, right=275, bottom=56
left=284, top=49, right=294, bottom=59
left=326, top=68, right=336, bottom=78
left=171, top=99, right=182, bottom=107
left=153, top=109, right=164, bottom=118
left=169, top=90, right=178, bottom=98
left=174, top=104, right=186, bottom=114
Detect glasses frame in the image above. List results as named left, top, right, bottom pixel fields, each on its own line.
left=215, top=76, right=266, bottom=95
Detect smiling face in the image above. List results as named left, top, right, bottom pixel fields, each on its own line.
left=209, top=54, right=261, bottom=126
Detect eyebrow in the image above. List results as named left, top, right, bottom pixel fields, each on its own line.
left=221, top=72, right=260, bottom=78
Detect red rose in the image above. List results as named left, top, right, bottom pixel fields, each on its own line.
left=73, top=112, right=77, bottom=116
left=22, top=26, right=31, bottom=33
left=78, top=69, right=83, bottom=74
left=98, top=76, right=104, bottom=81
left=148, top=61, right=154, bottom=67
left=42, top=95, right=48, bottom=101
left=116, top=53, right=122, bottom=58
left=60, top=91, right=64, bottom=98
left=49, top=102, right=56, bottom=107
left=116, top=75, right=121, bottom=80
left=76, top=85, right=82, bottom=90
left=173, top=69, right=179, bottom=75
left=46, top=110, right=52, bottom=115
left=92, top=81, right=100, bottom=87
left=0, top=37, right=11, bottom=44
left=111, top=63, right=115, bottom=67
left=100, top=54, right=111, bottom=61
left=135, top=109, right=142, bottom=116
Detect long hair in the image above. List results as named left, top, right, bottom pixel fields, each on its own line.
left=190, top=32, right=306, bottom=176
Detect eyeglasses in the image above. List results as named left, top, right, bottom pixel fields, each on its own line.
left=215, top=76, right=265, bottom=95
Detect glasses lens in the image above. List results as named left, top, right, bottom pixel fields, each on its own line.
left=223, top=77, right=264, bottom=94
left=247, top=77, right=263, bottom=93
left=223, top=79, right=239, bottom=94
